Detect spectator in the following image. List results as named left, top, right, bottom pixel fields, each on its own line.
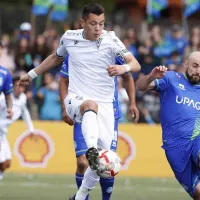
left=37, top=73, right=62, bottom=121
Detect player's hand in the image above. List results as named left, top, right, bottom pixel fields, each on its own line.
left=129, top=104, right=139, bottom=123
left=62, top=109, right=74, bottom=126
left=107, top=65, right=127, bottom=76
left=150, top=66, right=167, bottom=79
left=17, top=74, right=32, bottom=87
left=7, top=108, right=13, bottom=119
left=30, top=133, right=38, bottom=142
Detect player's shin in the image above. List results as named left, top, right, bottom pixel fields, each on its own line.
left=75, top=173, right=89, bottom=200
left=100, top=177, right=115, bottom=200
left=75, top=167, right=99, bottom=200
left=81, top=110, right=98, bottom=149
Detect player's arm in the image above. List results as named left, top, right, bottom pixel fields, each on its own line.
left=59, top=57, right=74, bottom=125
left=18, top=34, right=68, bottom=87
left=107, top=32, right=141, bottom=76
left=3, top=70, right=13, bottom=119
left=5, top=94, right=12, bottom=119
left=136, top=66, right=167, bottom=91
left=121, top=72, right=139, bottom=123
left=59, top=76, right=74, bottom=126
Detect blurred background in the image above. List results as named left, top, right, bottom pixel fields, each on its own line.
left=0, top=0, right=199, bottom=199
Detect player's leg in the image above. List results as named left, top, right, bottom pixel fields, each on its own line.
left=191, top=142, right=200, bottom=199
left=73, top=123, right=89, bottom=200
left=65, top=96, right=100, bottom=200
left=165, top=142, right=200, bottom=199
left=73, top=102, right=114, bottom=200
left=0, top=135, right=10, bottom=180
left=99, top=118, right=118, bottom=200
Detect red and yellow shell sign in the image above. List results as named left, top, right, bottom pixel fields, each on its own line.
left=117, top=131, right=136, bottom=170
left=14, top=130, right=54, bottom=168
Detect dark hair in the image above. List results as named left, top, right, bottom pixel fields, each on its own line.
left=82, top=3, right=105, bottom=19
left=0, top=41, right=3, bottom=48
left=13, top=76, right=20, bottom=84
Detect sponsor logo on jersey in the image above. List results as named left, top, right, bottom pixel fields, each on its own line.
left=14, top=130, right=54, bottom=168
left=176, top=95, right=200, bottom=110
left=67, top=32, right=81, bottom=36
left=117, top=131, right=136, bottom=170
left=178, top=84, right=185, bottom=90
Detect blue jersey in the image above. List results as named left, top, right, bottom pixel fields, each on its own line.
left=60, top=55, right=124, bottom=120
left=153, top=71, right=200, bottom=150
left=0, top=66, right=13, bottom=95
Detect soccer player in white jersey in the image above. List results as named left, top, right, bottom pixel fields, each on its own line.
left=18, top=3, right=141, bottom=199
left=0, top=76, right=35, bottom=180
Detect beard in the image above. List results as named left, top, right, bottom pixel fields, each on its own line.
left=186, top=69, right=200, bottom=85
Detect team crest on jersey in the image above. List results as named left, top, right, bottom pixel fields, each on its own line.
left=96, top=37, right=103, bottom=49
left=74, top=40, right=79, bottom=45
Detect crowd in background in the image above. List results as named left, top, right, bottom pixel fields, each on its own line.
left=0, top=21, right=200, bottom=124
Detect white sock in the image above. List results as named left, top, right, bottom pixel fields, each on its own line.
left=82, top=111, right=98, bottom=148
left=75, top=167, right=99, bottom=200
left=0, top=171, right=4, bottom=180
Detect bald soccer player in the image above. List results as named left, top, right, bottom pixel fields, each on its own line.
left=137, top=51, right=200, bottom=200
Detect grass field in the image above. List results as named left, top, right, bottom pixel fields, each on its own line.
left=0, top=173, right=191, bottom=200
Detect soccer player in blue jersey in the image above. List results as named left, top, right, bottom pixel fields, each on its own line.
left=0, top=41, right=13, bottom=179
left=0, top=42, right=13, bottom=119
left=59, top=55, right=139, bottom=200
left=137, top=51, right=200, bottom=199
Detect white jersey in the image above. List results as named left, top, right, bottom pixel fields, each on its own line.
left=56, top=29, right=131, bottom=102
left=0, top=93, right=34, bottom=136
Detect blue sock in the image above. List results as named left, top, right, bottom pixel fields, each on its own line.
left=75, top=173, right=89, bottom=200
left=100, top=177, right=115, bottom=200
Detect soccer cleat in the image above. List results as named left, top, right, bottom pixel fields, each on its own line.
left=69, top=194, right=76, bottom=200
left=86, top=147, right=99, bottom=171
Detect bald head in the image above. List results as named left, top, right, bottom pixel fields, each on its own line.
left=186, top=51, right=200, bottom=84
left=188, top=51, right=200, bottom=63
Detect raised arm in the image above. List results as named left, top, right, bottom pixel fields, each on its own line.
left=136, top=66, right=167, bottom=91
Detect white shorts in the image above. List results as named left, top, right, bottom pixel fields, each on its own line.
left=64, top=94, right=114, bottom=150
left=0, top=135, right=12, bottom=163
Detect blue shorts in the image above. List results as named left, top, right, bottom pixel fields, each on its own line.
left=165, top=139, right=200, bottom=197
left=73, top=119, right=119, bottom=157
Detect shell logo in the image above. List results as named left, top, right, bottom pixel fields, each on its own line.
left=14, top=130, right=54, bottom=168
left=117, top=131, right=136, bottom=170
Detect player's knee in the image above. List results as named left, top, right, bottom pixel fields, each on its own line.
left=0, top=163, right=4, bottom=171
left=0, top=162, right=6, bottom=171
left=77, top=155, right=88, bottom=174
left=4, top=160, right=11, bottom=169
left=81, top=100, right=98, bottom=114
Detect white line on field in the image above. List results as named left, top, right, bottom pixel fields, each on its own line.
left=0, top=181, right=184, bottom=193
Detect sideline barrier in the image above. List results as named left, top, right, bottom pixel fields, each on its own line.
left=7, top=121, right=173, bottom=177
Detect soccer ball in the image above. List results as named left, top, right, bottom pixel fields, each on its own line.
left=97, top=149, right=121, bottom=179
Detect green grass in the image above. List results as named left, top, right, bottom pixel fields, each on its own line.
left=0, top=173, right=191, bottom=200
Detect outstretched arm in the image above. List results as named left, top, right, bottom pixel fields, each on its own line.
left=136, top=66, right=167, bottom=91
left=18, top=53, right=63, bottom=86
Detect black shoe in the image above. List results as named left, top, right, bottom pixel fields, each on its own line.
left=69, top=194, right=76, bottom=200
left=86, top=147, right=99, bottom=171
